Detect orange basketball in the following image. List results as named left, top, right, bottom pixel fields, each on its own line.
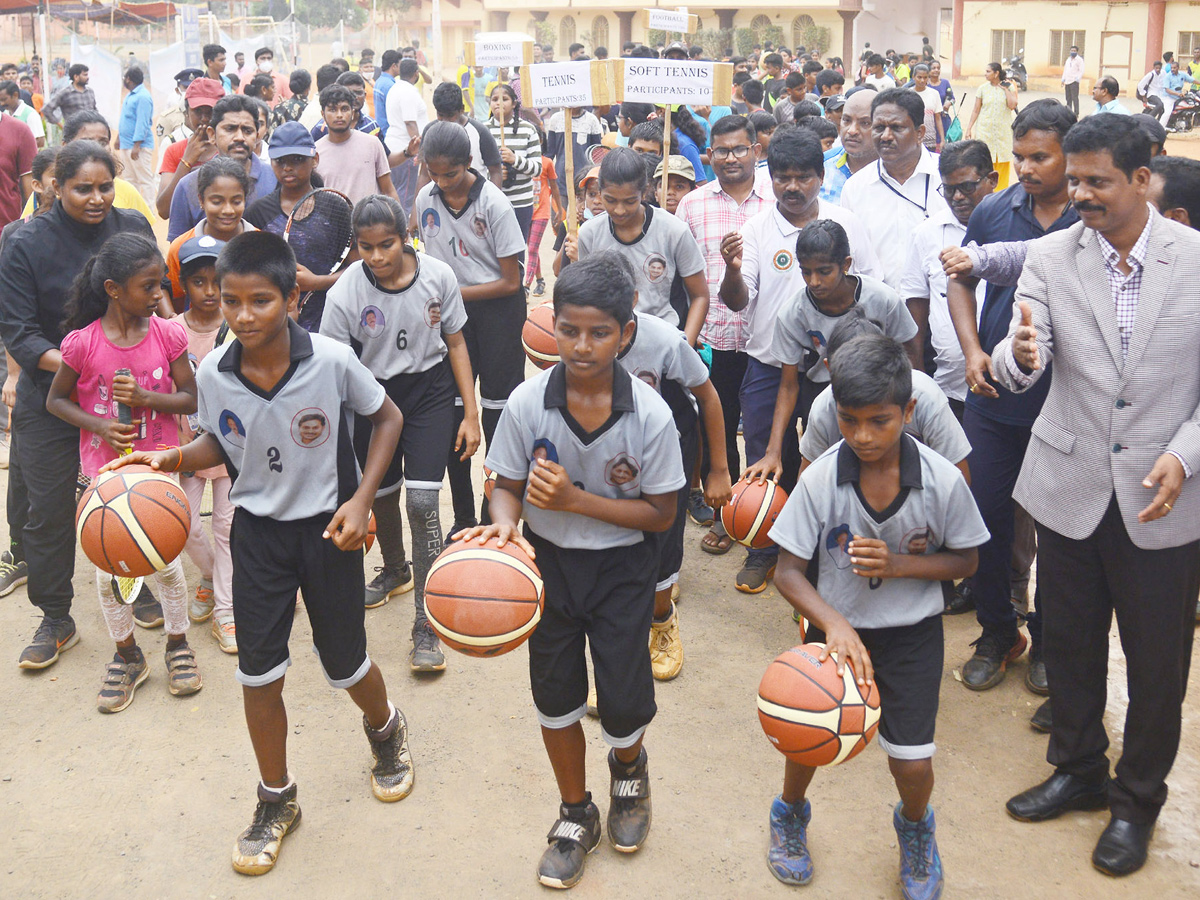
left=424, top=537, right=544, bottom=657
left=721, top=476, right=789, bottom=548
left=76, top=465, right=191, bottom=578
left=758, top=643, right=881, bottom=767
left=522, top=303, right=559, bottom=370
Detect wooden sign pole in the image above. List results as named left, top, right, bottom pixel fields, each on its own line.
left=659, top=103, right=673, bottom=210
left=564, top=111, right=576, bottom=237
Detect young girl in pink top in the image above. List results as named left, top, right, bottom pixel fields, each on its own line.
left=47, top=233, right=202, bottom=714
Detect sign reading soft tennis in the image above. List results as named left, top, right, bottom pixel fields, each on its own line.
left=614, top=58, right=733, bottom=107
left=464, top=32, right=534, bottom=68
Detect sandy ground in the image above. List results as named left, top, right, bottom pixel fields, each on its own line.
left=3, top=130, right=1200, bottom=898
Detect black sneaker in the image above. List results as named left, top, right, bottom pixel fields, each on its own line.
left=607, top=747, right=651, bottom=852
left=1025, top=649, right=1049, bottom=696
left=961, top=629, right=1027, bottom=691
left=365, top=563, right=414, bottom=609
left=686, top=488, right=714, bottom=527
left=0, top=550, right=28, bottom=597
left=1030, top=699, right=1052, bottom=733
left=364, top=706, right=415, bottom=802
left=537, top=797, right=601, bottom=889
left=943, top=580, right=975, bottom=615
left=410, top=621, right=446, bottom=673
left=132, top=584, right=164, bottom=629
left=232, top=782, right=302, bottom=875
left=532, top=278, right=546, bottom=298
left=18, top=615, right=79, bottom=670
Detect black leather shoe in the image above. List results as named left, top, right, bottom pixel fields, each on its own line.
left=1006, top=772, right=1109, bottom=822
left=1030, top=699, right=1052, bottom=733
left=944, top=580, right=975, bottom=615
left=1025, top=657, right=1049, bottom=695
left=1093, top=817, right=1154, bottom=876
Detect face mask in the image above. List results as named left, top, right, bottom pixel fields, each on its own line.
left=258, top=60, right=273, bottom=73
left=583, top=207, right=596, bottom=220
left=1069, top=51, right=1077, bottom=58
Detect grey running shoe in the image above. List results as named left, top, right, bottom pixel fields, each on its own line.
left=410, top=621, right=446, bottom=672
left=18, top=615, right=78, bottom=670
left=537, top=798, right=601, bottom=889
left=97, top=649, right=149, bottom=713
left=365, top=563, right=414, bottom=609
left=364, top=706, right=415, bottom=801
left=0, top=550, right=28, bottom=597
left=232, top=782, right=302, bottom=875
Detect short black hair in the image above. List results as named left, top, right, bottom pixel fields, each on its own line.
left=0, top=80, right=17, bottom=98
left=741, top=80, right=765, bottom=106
left=209, top=94, right=259, bottom=130
left=202, top=44, right=225, bottom=64
left=320, top=84, right=356, bottom=111
left=380, top=49, right=401, bottom=71
left=629, top=120, right=664, bottom=150
left=795, top=218, right=852, bottom=265
left=421, top=120, right=472, bottom=166
left=124, top=66, right=143, bottom=86
left=289, top=68, right=312, bottom=95
left=599, top=146, right=649, bottom=192
left=432, top=82, right=465, bottom=117
left=830, top=333, right=913, bottom=410
left=255, top=46, right=273, bottom=60
left=825, top=308, right=885, bottom=362
left=710, top=113, right=755, bottom=144
left=767, top=125, right=824, bottom=177
left=763, top=53, right=784, bottom=69
left=337, top=71, right=365, bottom=89
left=796, top=116, right=838, bottom=141
left=814, top=69, right=845, bottom=93
left=619, top=102, right=654, bottom=125
left=553, top=252, right=634, bottom=326
left=217, top=231, right=296, bottom=298
left=399, top=58, right=420, bottom=80
left=197, top=155, right=251, bottom=198
left=1150, top=156, right=1200, bottom=223
left=63, top=110, right=109, bottom=144
left=938, top=139, right=994, bottom=177
left=315, top=63, right=341, bottom=92
left=568, top=43, right=584, bottom=56
left=352, top=193, right=408, bottom=237
left=871, top=87, right=925, bottom=130
left=784, top=71, right=806, bottom=90
left=791, top=100, right=823, bottom=122
left=1097, top=75, right=1120, bottom=99
left=732, top=71, right=752, bottom=88
left=1062, top=113, right=1150, bottom=180
left=867, top=53, right=885, bottom=69
left=68, top=63, right=88, bottom=80
left=803, top=60, right=824, bottom=75
left=1011, top=98, right=1076, bottom=141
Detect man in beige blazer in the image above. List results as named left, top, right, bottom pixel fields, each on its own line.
left=993, top=114, right=1200, bottom=877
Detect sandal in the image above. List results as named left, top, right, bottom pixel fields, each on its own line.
left=165, top=641, right=203, bottom=696
left=700, top=529, right=733, bottom=555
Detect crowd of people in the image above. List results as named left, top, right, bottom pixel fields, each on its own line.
left=0, top=33, right=1198, bottom=896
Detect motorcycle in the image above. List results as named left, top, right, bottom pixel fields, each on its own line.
left=1167, top=89, right=1200, bottom=131
left=1003, top=50, right=1027, bottom=92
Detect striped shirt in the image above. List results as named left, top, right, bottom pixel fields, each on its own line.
left=1096, top=213, right=1152, bottom=358
left=486, top=116, right=543, bottom=209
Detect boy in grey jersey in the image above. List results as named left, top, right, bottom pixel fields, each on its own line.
left=458, top=256, right=685, bottom=889
left=764, top=333, right=988, bottom=898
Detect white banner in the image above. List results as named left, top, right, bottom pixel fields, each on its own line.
left=521, top=61, right=607, bottom=108
left=467, top=33, right=533, bottom=68
left=646, top=9, right=694, bottom=33
left=620, top=58, right=717, bottom=105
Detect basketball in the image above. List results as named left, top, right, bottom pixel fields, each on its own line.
left=757, top=643, right=881, bottom=767
left=522, top=304, right=559, bottom=370
left=721, top=476, right=789, bottom=548
left=424, top=537, right=544, bottom=657
left=76, top=465, right=191, bottom=578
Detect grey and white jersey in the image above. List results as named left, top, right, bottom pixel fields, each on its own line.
left=321, top=251, right=468, bottom=379
left=416, top=173, right=526, bottom=286
left=772, top=274, right=917, bottom=382
left=196, top=320, right=385, bottom=520
left=486, top=363, right=687, bottom=549
left=577, top=205, right=706, bottom=327
left=770, top=435, right=989, bottom=629
left=800, top=370, right=972, bottom=464
left=618, top=311, right=709, bottom=394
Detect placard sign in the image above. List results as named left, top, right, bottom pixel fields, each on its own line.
left=645, top=9, right=698, bottom=34
left=614, top=59, right=733, bottom=106
left=464, top=33, right=534, bottom=68
left=519, top=61, right=612, bottom=109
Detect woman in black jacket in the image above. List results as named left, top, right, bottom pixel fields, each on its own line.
left=0, top=139, right=155, bottom=669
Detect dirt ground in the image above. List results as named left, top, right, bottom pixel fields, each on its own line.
left=3, top=152, right=1200, bottom=898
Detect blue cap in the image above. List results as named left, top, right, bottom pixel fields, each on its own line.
left=268, top=120, right=317, bottom=159
left=178, top=234, right=225, bottom=266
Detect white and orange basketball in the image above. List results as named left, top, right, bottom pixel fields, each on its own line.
left=76, top=465, right=191, bottom=578
left=721, top=476, right=789, bottom=548
left=522, top=304, right=559, bottom=370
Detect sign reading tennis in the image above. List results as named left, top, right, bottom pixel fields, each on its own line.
left=520, top=61, right=612, bottom=109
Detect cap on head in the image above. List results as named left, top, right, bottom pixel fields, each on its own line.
left=174, top=67, right=204, bottom=88
left=178, top=234, right=226, bottom=267
left=185, top=77, right=225, bottom=107
left=268, top=120, right=317, bottom=158
left=653, top=155, right=696, bottom=182
left=664, top=42, right=688, bottom=60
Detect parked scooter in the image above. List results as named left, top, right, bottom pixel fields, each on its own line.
left=1003, top=50, right=1027, bottom=92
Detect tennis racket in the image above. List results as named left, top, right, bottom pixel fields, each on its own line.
left=111, top=368, right=145, bottom=605
left=284, top=188, right=355, bottom=311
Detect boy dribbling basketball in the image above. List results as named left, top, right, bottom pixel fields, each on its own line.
left=108, top=232, right=411, bottom=876
left=459, top=253, right=686, bottom=889
left=765, top=333, right=989, bottom=899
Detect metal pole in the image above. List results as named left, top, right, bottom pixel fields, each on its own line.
left=431, top=0, right=442, bottom=77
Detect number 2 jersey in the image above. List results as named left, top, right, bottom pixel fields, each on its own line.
left=195, top=318, right=386, bottom=520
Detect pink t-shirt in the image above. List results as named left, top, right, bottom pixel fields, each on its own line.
left=177, top=315, right=227, bottom=480
left=60, top=316, right=189, bottom=477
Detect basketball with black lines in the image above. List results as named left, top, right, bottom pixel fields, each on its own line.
left=75, top=465, right=191, bottom=578
left=423, top=538, right=544, bottom=657
left=757, top=643, right=881, bottom=767
left=522, top=303, right=559, bottom=370
left=721, top=476, right=789, bottom=548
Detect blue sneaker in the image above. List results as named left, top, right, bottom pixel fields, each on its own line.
left=894, top=803, right=944, bottom=900
left=767, top=796, right=814, bottom=886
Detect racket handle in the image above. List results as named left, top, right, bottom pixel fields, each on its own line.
left=115, top=367, right=133, bottom=456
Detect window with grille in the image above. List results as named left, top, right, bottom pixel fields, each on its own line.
left=990, top=30, right=1026, bottom=61
left=1179, top=32, right=1200, bottom=56
left=1049, top=30, right=1086, bottom=65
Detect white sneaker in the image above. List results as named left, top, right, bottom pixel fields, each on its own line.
left=189, top=578, right=215, bottom=622
left=211, top=614, right=238, bottom=654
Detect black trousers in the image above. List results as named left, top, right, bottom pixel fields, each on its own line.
left=1036, top=496, right=1200, bottom=824
left=1064, top=81, right=1080, bottom=115
left=11, top=408, right=79, bottom=619
left=701, top=348, right=747, bottom=480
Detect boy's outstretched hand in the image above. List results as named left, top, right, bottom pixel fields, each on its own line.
left=325, top=499, right=370, bottom=551
left=819, top=620, right=874, bottom=687
left=454, top=523, right=537, bottom=560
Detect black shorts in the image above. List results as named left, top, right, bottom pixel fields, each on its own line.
left=460, top=290, right=527, bottom=411
left=526, top=529, right=657, bottom=748
left=655, top=408, right=700, bottom=588
left=806, top=615, right=943, bottom=760
left=355, top=359, right=457, bottom=494
left=231, top=509, right=370, bottom=689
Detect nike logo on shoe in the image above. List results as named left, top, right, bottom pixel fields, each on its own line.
left=612, top=779, right=645, bottom=798
left=550, top=821, right=586, bottom=842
